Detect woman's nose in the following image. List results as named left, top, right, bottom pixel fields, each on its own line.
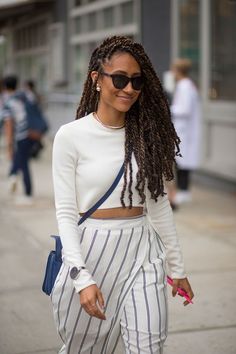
left=123, top=81, right=134, bottom=94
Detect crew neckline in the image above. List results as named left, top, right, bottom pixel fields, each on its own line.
left=88, top=112, right=125, bottom=132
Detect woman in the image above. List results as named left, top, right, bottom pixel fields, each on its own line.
left=170, top=58, right=200, bottom=206
left=51, top=36, right=194, bottom=354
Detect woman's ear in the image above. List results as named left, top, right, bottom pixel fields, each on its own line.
left=91, top=71, right=98, bottom=84
left=91, top=71, right=102, bottom=92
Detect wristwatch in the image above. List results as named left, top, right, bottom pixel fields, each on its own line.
left=70, top=266, right=86, bottom=280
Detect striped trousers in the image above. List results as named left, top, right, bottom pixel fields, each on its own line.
left=51, top=215, right=168, bottom=354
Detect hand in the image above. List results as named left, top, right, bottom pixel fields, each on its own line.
left=172, top=277, right=194, bottom=306
left=79, top=284, right=106, bottom=320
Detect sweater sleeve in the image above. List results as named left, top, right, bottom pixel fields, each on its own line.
left=145, top=186, right=187, bottom=279
left=52, top=125, right=96, bottom=293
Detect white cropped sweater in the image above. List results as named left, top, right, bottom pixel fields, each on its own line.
left=52, top=113, right=186, bottom=293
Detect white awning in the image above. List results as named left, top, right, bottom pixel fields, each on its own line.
left=0, top=0, right=33, bottom=9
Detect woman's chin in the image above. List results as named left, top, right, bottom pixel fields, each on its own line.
left=114, top=103, right=133, bottom=113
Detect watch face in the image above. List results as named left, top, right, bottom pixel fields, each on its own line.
left=70, top=266, right=79, bottom=280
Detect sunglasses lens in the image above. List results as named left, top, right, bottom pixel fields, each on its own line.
left=132, top=76, right=144, bottom=90
left=112, top=75, right=129, bottom=89
left=111, top=74, right=144, bottom=90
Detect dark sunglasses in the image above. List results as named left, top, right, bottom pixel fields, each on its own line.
left=100, top=72, right=144, bottom=91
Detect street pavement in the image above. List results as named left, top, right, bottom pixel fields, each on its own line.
left=0, top=139, right=236, bottom=354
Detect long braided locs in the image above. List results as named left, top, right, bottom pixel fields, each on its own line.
left=76, top=36, right=181, bottom=207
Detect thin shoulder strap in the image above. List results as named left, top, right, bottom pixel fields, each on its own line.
left=78, top=163, right=125, bottom=225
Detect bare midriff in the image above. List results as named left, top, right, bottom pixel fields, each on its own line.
left=80, top=206, right=144, bottom=219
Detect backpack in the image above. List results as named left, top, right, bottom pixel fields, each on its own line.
left=17, top=92, right=49, bottom=140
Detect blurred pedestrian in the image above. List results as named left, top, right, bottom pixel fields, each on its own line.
left=22, top=79, right=48, bottom=158
left=50, top=36, right=194, bottom=353
left=0, top=78, right=8, bottom=132
left=0, top=78, right=3, bottom=133
left=170, top=58, right=201, bottom=206
left=23, top=79, right=43, bottom=108
left=0, top=78, right=4, bottom=109
left=2, top=75, right=34, bottom=205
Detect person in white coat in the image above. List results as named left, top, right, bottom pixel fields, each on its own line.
left=170, top=59, right=201, bottom=205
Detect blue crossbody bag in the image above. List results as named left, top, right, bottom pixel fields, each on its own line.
left=42, top=163, right=125, bottom=295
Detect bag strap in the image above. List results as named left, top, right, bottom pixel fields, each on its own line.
left=50, top=163, right=124, bottom=253
left=50, top=234, right=63, bottom=260
left=78, top=162, right=125, bottom=225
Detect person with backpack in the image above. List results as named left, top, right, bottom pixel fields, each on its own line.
left=22, top=79, right=48, bottom=159
left=2, top=76, right=48, bottom=204
left=2, top=75, right=35, bottom=205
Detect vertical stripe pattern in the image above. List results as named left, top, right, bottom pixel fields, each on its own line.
left=119, top=228, right=167, bottom=354
left=51, top=215, right=168, bottom=354
left=102, top=227, right=144, bottom=353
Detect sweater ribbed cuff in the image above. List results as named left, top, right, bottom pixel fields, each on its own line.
left=73, top=268, right=97, bottom=293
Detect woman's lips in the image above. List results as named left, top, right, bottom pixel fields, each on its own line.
left=116, top=95, right=133, bottom=102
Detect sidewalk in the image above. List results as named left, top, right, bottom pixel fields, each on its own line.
left=0, top=140, right=236, bottom=354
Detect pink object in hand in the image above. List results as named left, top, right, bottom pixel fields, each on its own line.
left=167, top=276, right=193, bottom=304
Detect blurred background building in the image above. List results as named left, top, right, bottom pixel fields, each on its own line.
left=0, top=0, right=235, bottom=185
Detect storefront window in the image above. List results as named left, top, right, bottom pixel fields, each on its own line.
left=178, top=0, right=200, bottom=86
left=210, top=0, right=236, bottom=101
left=75, top=0, right=83, bottom=6
left=121, top=1, right=134, bottom=25
left=75, top=17, right=82, bottom=34
left=14, top=20, right=47, bottom=50
left=74, top=44, right=88, bottom=91
left=103, top=7, right=113, bottom=28
left=15, top=54, right=48, bottom=92
left=88, top=41, right=97, bottom=56
left=0, top=36, right=6, bottom=76
left=75, top=0, right=98, bottom=6
left=88, top=12, right=96, bottom=32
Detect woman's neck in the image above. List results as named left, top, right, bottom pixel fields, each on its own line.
left=96, top=103, right=125, bottom=128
